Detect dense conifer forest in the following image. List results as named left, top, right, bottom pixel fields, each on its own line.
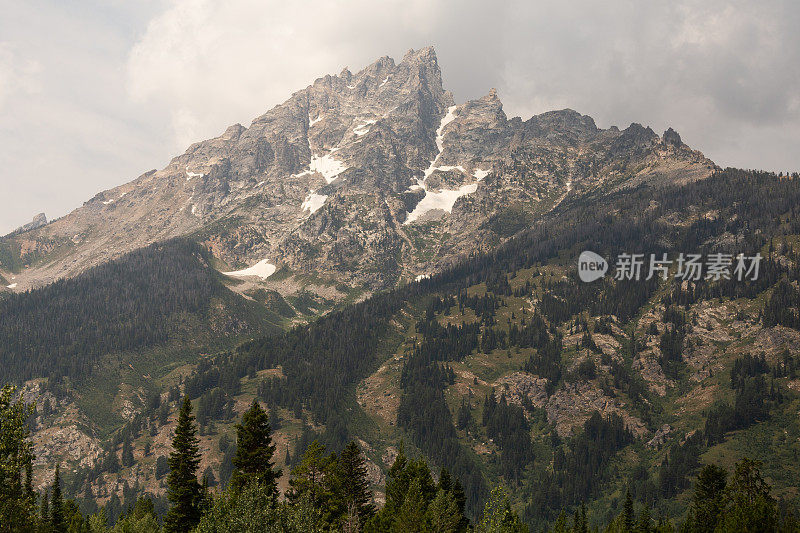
left=0, top=240, right=281, bottom=384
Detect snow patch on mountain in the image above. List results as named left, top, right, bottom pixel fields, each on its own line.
left=473, top=168, right=490, bottom=181
left=353, top=120, right=376, bottom=136
left=309, top=113, right=322, bottom=127
left=405, top=106, right=479, bottom=224
left=310, top=153, right=348, bottom=183
left=301, top=191, right=327, bottom=214
left=404, top=183, right=478, bottom=225
left=185, top=167, right=204, bottom=181
left=435, top=106, right=458, bottom=152
left=6, top=283, right=17, bottom=289
left=222, top=259, right=276, bottom=280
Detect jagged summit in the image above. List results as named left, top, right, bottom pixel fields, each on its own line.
left=1, top=47, right=716, bottom=293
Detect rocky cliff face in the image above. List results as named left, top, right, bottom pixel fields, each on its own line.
left=1, top=47, right=715, bottom=293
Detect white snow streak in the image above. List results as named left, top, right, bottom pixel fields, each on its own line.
left=473, top=168, right=490, bottom=181
left=309, top=114, right=322, bottom=127
left=6, top=283, right=17, bottom=289
left=301, top=190, right=327, bottom=214
left=415, top=274, right=430, bottom=282
left=186, top=169, right=204, bottom=181
left=353, top=120, right=376, bottom=136
left=404, top=106, right=479, bottom=224
left=222, top=259, right=276, bottom=280
left=380, top=76, right=389, bottom=87
left=435, top=106, right=457, bottom=152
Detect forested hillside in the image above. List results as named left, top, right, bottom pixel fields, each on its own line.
left=0, top=239, right=285, bottom=385
left=4, top=169, right=800, bottom=531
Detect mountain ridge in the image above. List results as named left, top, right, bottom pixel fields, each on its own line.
left=1, top=46, right=714, bottom=298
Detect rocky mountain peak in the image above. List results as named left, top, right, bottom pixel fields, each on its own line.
left=9, top=212, right=47, bottom=236
left=663, top=127, right=682, bottom=147
left=2, top=47, right=716, bottom=293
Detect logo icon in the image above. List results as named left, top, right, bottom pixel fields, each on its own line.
left=578, top=251, right=608, bottom=282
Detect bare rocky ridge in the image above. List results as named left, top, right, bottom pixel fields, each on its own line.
left=1, top=47, right=715, bottom=295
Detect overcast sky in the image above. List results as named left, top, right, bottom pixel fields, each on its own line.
left=1, top=0, right=798, bottom=234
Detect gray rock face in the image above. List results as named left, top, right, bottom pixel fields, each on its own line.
left=3, top=47, right=716, bottom=292
left=10, top=212, right=47, bottom=235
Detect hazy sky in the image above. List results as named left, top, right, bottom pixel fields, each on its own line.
left=1, top=0, right=798, bottom=234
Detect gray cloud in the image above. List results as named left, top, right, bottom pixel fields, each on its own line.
left=1, top=0, right=798, bottom=233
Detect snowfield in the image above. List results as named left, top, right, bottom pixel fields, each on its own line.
left=404, top=183, right=478, bottom=225
left=404, top=106, right=479, bottom=224
left=301, top=191, right=328, bottom=214
left=222, top=259, right=276, bottom=280
left=310, top=153, right=348, bottom=183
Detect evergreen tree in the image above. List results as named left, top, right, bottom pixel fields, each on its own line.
left=691, top=464, right=727, bottom=533
left=427, top=488, right=462, bottom=533
left=40, top=489, right=49, bottom=525
left=0, top=384, right=37, bottom=530
left=717, top=458, right=777, bottom=532
left=637, top=504, right=652, bottom=533
left=122, top=437, right=134, bottom=468
left=393, top=478, right=428, bottom=532
left=50, top=465, right=66, bottom=533
left=164, top=397, right=202, bottom=533
left=338, top=441, right=376, bottom=525
left=622, top=490, right=635, bottom=532
left=287, top=440, right=340, bottom=525
left=230, top=400, right=280, bottom=496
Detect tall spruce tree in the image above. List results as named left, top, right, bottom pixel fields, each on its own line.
left=338, top=441, right=376, bottom=524
left=40, top=489, right=49, bottom=525
left=691, top=464, right=727, bottom=533
left=230, top=400, right=280, bottom=496
left=50, top=464, right=66, bottom=533
left=164, top=397, right=202, bottom=533
left=0, top=384, right=37, bottom=529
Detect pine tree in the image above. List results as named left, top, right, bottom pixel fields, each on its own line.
left=338, top=441, right=376, bottom=524
left=393, top=478, right=428, bottom=532
left=427, top=488, right=461, bottom=533
left=718, top=458, right=777, bottom=532
left=50, top=465, right=66, bottom=533
left=164, top=397, right=202, bottom=533
left=40, top=489, right=49, bottom=525
left=122, top=437, right=134, bottom=467
left=622, top=490, right=635, bottom=532
left=637, top=504, right=652, bottom=533
left=451, top=479, right=469, bottom=531
left=0, top=384, right=37, bottom=528
left=230, top=400, right=280, bottom=496
left=691, top=464, right=727, bottom=533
